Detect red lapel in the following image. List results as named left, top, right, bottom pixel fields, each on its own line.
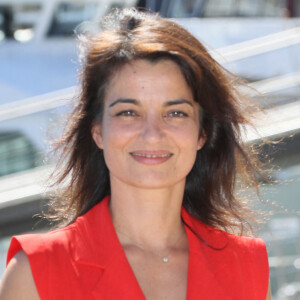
left=71, top=196, right=146, bottom=299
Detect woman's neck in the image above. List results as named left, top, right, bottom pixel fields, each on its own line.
left=109, top=176, right=186, bottom=250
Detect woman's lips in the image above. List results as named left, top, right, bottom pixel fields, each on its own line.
left=130, top=151, right=173, bottom=165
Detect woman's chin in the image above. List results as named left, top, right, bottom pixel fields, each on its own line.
left=110, top=172, right=186, bottom=190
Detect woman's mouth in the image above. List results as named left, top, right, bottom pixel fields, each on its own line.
left=130, top=151, right=173, bottom=165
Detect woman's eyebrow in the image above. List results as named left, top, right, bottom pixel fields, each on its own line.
left=164, top=99, right=194, bottom=107
left=109, top=98, right=139, bottom=107
left=108, top=98, right=194, bottom=107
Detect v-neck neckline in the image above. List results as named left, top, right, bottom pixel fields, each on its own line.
left=105, top=198, right=194, bottom=300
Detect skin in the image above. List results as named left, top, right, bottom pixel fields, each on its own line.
left=0, top=251, right=40, bottom=300
left=0, top=59, right=272, bottom=300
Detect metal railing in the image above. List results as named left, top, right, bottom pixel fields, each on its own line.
left=211, top=26, right=300, bottom=63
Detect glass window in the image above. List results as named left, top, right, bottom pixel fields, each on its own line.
left=166, top=0, right=201, bottom=17
left=203, top=0, right=237, bottom=17
left=203, top=0, right=286, bottom=17
left=48, top=2, right=99, bottom=37
left=0, top=4, right=40, bottom=42
left=0, top=131, right=41, bottom=177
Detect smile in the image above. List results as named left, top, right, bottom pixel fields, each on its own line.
left=130, top=151, right=173, bottom=165
left=130, top=153, right=172, bottom=158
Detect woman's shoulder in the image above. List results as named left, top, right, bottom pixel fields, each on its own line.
left=207, top=222, right=267, bottom=256
left=194, top=220, right=269, bottom=294
left=184, top=211, right=269, bottom=297
left=183, top=208, right=267, bottom=253
left=222, top=230, right=268, bottom=266
left=3, top=225, right=79, bottom=300
left=5, top=205, right=102, bottom=300
left=224, top=229, right=266, bottom=249
left=195, top=221, right=269, bottom=275
left=7, top=198, right=109, bottom=264
left=7, top=222, right=78, bottom=265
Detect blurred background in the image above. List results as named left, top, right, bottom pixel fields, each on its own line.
left=0, top=0, right=299, bottom=298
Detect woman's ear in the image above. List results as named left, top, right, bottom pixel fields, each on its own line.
left=197, top=131, right=206, bottom=150
left=91, top=123, right=103, bottom=149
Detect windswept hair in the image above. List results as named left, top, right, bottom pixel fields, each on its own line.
left=47, top=8, right=263, bottom=235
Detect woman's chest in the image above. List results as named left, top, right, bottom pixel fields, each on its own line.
left=124, top=247, right=189, bottom=300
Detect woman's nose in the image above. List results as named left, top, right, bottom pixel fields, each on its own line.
left=141, top=114, right=165, bottom=142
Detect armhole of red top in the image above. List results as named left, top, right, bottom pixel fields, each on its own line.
left=6, top=235, right=47, bottom=299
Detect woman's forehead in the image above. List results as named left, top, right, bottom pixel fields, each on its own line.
left=104, top=59, right=194, bottom=103
left=110, top=59, right=183, bottom=79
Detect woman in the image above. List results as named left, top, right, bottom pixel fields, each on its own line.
left=0, top=8, right=271, bottom=300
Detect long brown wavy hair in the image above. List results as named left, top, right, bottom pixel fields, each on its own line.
left=47, top=8, right=264, bottom=235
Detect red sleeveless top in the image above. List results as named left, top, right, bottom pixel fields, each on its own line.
left=7, top=196, right=269, bottom=299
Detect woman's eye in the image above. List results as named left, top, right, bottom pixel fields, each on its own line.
left=166, top=111, right=188, bottom=118
left=116, top=110, right=137, bottom=117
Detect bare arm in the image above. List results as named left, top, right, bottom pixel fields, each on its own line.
left=0, top=250, right=40, bottom=300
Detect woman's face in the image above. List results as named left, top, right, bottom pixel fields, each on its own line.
left=92, top=59, right=205, bottom=190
